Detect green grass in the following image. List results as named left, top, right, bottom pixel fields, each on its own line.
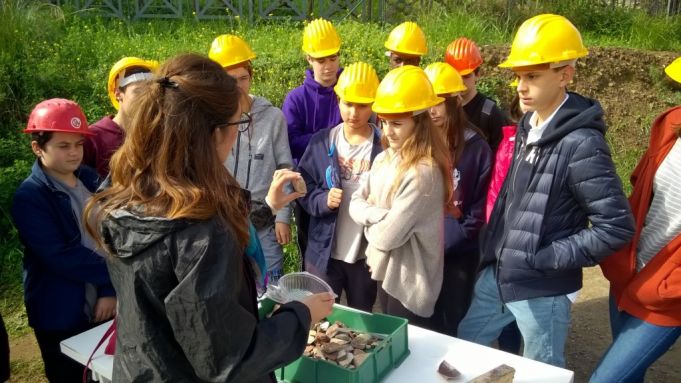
left=1, top=0, right=681, bottom=340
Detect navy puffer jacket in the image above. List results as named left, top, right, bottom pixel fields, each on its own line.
left=481, top=93, right=635, bottom=303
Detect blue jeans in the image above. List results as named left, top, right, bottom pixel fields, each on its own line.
left=457, top=266, right=572, bottom=367
left=589, top=294, right=681, bottom=383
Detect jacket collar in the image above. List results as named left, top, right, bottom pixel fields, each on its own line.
left=30, top=160, right=100, bottom=193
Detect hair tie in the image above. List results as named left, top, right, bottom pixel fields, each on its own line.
left=157, top=76, right=178, bottom=89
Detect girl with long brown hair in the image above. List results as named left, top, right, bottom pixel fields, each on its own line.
left=85, top=53, right=333, bottom=382
left=349, top=65, right=452, bottom=328
left=425, top=62, right=493, bottom=336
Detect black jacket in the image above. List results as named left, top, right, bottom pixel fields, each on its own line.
left=481, top=93, right=635, bottom=302
left=102, top=210, right=311, bottom=382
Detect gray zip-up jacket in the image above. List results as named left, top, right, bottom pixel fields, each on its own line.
left=225, top=96, right=293, bottom=223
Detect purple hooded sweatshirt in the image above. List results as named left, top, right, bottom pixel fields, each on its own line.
left=282, top=68, right=343, bottom=163
left=83, top=116, right=124, bottom=177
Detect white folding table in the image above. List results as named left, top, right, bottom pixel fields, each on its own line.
left=61, top=310, right=573, bottom=382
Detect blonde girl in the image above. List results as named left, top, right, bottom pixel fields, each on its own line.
left=349, top=65, right=452, bottom=327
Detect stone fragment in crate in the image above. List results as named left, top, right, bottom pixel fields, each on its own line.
left=316, top=333, right=330, bottom=343
left=337, top=352, right=354, bottom=367
left=353, top=349, right=369, bottom=367
left=319, top=321, right=330, bottom=331
left=321, top=342, right=345, bottom=354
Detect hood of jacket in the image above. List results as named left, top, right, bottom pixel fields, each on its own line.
left=302, top=68, right=343, bottom=94
left=249, top=95, right=275, bottom=116
left=519, top=92, right=606, bottom=146
left=102, top=209, right=190, bottom=259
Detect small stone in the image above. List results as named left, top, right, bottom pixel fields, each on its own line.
left=437, top=360, right=460, bottom=380
left=353, top=350, right=369, bottom=367
left=330, top=337, right=349, bottom=345
left=304, top=345, right=314, bottom=356
left=326, top=324, right=339, bottom=337
left=307, top=335, right=315, bottom=344
left=338, top=352, right=354, bottom=367
left=326, top=351, right=339, bottom=361
left=316, top=333, right=330, bottom=343
left=319, top=321, right=330, bottom=331
left=335, top=333, right=352, bottom=341
left=321, top=342, right=344, bottom=354
left=351, top=337, right=367, bottom=349
left=313, top=347, right=325, bottom=360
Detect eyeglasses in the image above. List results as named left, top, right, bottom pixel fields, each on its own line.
left=223, top=113, right=252, bottom=132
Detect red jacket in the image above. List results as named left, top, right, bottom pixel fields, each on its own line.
left=600, top=106, right=681, bottom=327
left=485, top=125, right=516, bottom=222
left=83, top=116, right=123, bottom=177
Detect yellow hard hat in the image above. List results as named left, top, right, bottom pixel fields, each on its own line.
left=665, top=57, right=681, bottom=85
left=372, top=65, right=444, bottom=115
left=107, top=57, right=159, bottom=110
left=424, top=62, right=467, bottom=96
left=334, top=62, right=380, bottom=104
left=499, top=14, right=588, bottom=68
left=208, top=34, right=256, bottom=69
left=302, top=18, right=341, bottom=58
left=384, top=21, right=427, bottom=57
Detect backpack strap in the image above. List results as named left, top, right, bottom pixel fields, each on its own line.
left=480, top=98, right=495, bottom=134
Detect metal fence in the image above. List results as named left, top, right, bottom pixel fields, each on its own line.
left=48, top=0, right=390, bottom=21
left=48, top=0, right=681, bottom=21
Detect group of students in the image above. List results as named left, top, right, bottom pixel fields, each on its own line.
left=5, top=12, right=681, bottom=383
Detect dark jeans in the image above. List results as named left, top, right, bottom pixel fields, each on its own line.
left=498, top=321, right=522, bottom=354
left=326, top=258, right=377, bottom=312
left=34, top=325, right=95, bottom=383
left=293, top=202, right=310, bottom=270
left=432, top=251, right=478, bottom=337
left=378, top=286, right=434, bottom=330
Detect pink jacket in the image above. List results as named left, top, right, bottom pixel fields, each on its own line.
left=486, top=125, right=517, bottom=222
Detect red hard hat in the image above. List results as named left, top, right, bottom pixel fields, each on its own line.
left=25, top=98, right=93, bottom=136
left=445, top=38, right=483, bottom=75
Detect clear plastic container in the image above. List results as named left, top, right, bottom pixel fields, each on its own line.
left=265, top=272, right=336, bottom=304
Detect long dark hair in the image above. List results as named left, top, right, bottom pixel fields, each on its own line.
left=85, top=53, right=249, bottom=249
left=441, top=96, right=484, bottom=165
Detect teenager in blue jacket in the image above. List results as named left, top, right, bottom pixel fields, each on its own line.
left=425, top=63, right=493, bottom=336
left=11, top=99, right=116, bottom=382
left=297, top=62, right=382, bottom=311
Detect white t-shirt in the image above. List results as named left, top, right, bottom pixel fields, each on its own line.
left=329, top=124, right=373, bottom=263
left=637, top=137, right=681, bottom=270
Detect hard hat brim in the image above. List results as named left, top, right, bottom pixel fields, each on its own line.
left=305, top=48, right=341, bottom=59
left=24, top=127, right=95, bottom=136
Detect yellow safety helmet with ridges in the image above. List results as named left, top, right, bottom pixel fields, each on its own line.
left=499, top=14, right=588, bottom=68
left=372, top=65, right=443, bottom=115
left=209, top=34, right=257, bottom=69
left=665, top=57, right=681, bottom=85
left=302, top=18, right=341, bottom=58
left=107, top=57, right=159, bottom=110
left=424, top=62, right=467, bottom=97
left=334, top=62, right=380, bottom=104
left=384, top=21, right=428, bottom=57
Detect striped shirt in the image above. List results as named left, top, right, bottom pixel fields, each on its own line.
left=637, top=137, right=681, bottom=270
